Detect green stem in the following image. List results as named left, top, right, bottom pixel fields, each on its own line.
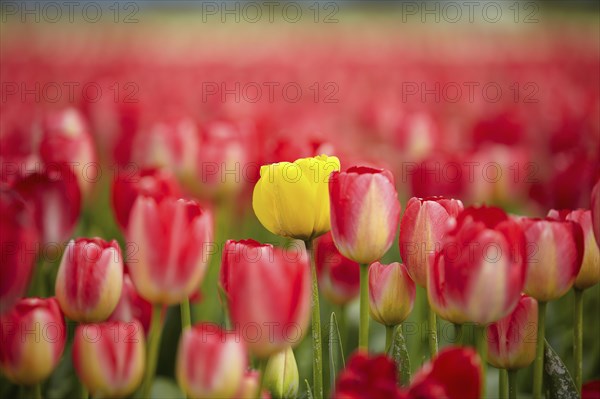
left=359, top=264, right=370, bottom=351
left=475, top=325, right=488, bottom=398
left=180, top=298, right=192, bottom=331
left=394, top=325, right=411, bottom=387
left=574, top=289, right=583, bottom=393
left=257, top=359, right=268, bottom=399
left=141, top=305, right=164, bottom=399
left=385, top=325, right=395, bottom=354
left=427, top=301, right=438, bottom=357
left=305, top=240, right=323, bottom=399
left=34, top=383, right=43, bottom=399
left=533, top=301, right=546, bottom=399
left=499, top=368, right=508, bottom=399
left=454, top=323, right=463, bottom=346
left=508, top=369, right=518, bottom=399
left=338, top=305, right=347, bottom=355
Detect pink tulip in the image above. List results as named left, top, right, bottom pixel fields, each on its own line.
left=176, top=323, right=247, bottom=399
left=108, top=273, right=152, bottom=333
left=127, top=196, right=213, bottom=304
left=111, top=167, right=181, bottom=230
left=428, top=206, right=527, bottom=324
left=368, top=262, right=415, bottom=326
left=519, top=217, right=583, bottom=302
left=548, top=209, right=600, bottom=290
left=73, top=320, right=145, bottom=398
left=0, top=297, right=66, bottom=385
left=55, top=238, right=124, bottom=322
left=0, top=188, right=39, bottom=314
left=329, top=166, right=401, bottom=264
left=220, top=239, right=310, bottom=358
left=487, top=294, right=538, bottom=370
left=315, top=232, right=360, bottom=306
left=399, top=196, right=464, bottom=287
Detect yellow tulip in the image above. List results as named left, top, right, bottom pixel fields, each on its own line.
left=252, top=155, right=340, bottom=240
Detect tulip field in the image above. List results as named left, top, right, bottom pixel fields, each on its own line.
left=1, top=2, right=600, bottom=399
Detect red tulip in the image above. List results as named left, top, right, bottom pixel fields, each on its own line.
left=108, top=273, right=152, bottom=334
left=39, top=108, right=97, bottom=197
left=0, top=297, right=66, bottom=385
left=519, top=217, right=583, bottom=302
left=428, top=206, right=527, bottom=324
left=582, top=380, right=600, bottom=399
left=55, top=238, right=124, bottom=322
left=315, top=232, right=360, bottom=306
left=408, top=347, right=481, bottom=399
left=591, top=179, right=600, bottom=249
left=368, top=262, right=415, bottom=327
left=548, top=209, right=600, bottom=290
left=220, top=239, right=310, bottom=358
left=12, top=169, right=81, bottom=246
left=0, top=188, right=38, bottom=314
left=73, top=320, right=145, bottom=398
left=127, top=196, right=213, bottom=304
left=334, top=352, right=403, bottom=399
left=487, top=294, right=538, bottom=370
left=399, top=196, right=464, bottom=287
left=176, top=323, right=247, bottom=399
left=111, top=167, right=181, bottom=230
left=329, top=167, right=401, bottom=264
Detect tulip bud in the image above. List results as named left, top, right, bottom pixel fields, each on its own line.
left=428, top=206, right=527, bottom=325
left=220, top=239, right=310, bottom=358
left=548, top=209, right=600, bottom=290
left=55, top=238, right=124, bottom=322
left=592, top=179, right=600, bottom=248
left=39, top=108, right=97, bottom=197
left=368, top=262, right=415, bottom=326
left=108, top=273, right=152, bottom=333
left=329, top=166, right=401, bottom=264
left=264, top=347, right=299, bottom=399
left=176, top=323, right=247, bottom=399
left=252, top=155, right=340, bottom=240
left=1, top=188, right=38, bottom=314
left=519, top=217, right=583, bottom=302
left=13, top=169, right=81, bottom=246
left=0, top=297, right=66, bottom=385
left=73, top=320, right=145, bottom=398
left=127, top=196, right=213, bottom=304
left=111, top=167, right=181, bottom=230
left=399, top=196, right=464, bottom=287
left=487, top=294, right=537, bottom=370
left=315, top=232, right=360, bottom=306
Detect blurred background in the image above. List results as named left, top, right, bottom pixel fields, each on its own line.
left=1, top=1, right=599, bottom=397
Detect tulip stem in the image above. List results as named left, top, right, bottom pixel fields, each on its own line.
left=385, top=325, right=395, bottom=353
left=338, top=305, right=347, bottom=354
left=34, top=384, right=42, bottom=399
left=475, top=325, right=487, bottom=398
left=454, top=323, right=463, bottom=346
left=181, top=298, right=192, bottom=331
left=257, top=359, right=268, bottom=399
left=499, top=368, right=508, bottom=399
left=141, top=305, right=163, bottom=399
left=359, top=264, right=369, bottom=351
left=533, top=301, right=546, bottom=399
left=427, top=301, right=438, bottom=356
left=305, top=240, right=323, bottom=399
left=573, top=288, right=583, bottom=393
left=80, top=383, right=87, bottom=399
left=508, top=369, right=518, bottom=399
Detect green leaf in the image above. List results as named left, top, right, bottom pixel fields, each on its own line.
left=544, top=339, right=578, bottom=399
left=305, top=379, right=314, bottom=399
left=388, top=325, right=411, bottom=387
left=150, top=377, right=185, bottom=399
left=328, top=312, right=345, bottom=395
